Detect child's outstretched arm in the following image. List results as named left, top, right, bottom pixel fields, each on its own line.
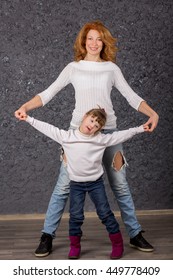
left=24, top=116, right=65, bottom=144
left=104, top=124, right=150, bottom=147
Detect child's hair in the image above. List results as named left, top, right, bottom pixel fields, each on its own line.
left=85, top=107, right=107, bottom=129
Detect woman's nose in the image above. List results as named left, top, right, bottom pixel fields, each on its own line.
left=92, top=40, right=97, bottom=46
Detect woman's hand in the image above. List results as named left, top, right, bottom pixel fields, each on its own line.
left=138, top=101, right=159, bottom=132
left=143, top=113, right=159, bottom=132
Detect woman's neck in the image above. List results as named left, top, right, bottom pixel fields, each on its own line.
left=84, top=54, right=103, bottom=62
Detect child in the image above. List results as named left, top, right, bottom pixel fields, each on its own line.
left=22, top=108, right=149, bottom=259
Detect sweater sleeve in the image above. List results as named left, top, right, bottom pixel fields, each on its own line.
left=113, top=64, right=144, bottom=110
left=26, top=116, right=67, bottom=144
left=38, top=63, right=73, bottom=106
left=102, top=126, right=144, bottom=147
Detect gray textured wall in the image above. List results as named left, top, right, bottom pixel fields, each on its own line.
left=0, top=0, right=172, bottom=214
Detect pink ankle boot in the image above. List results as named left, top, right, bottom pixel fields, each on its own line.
left=68, top=236, right=81, bottom=259
left=109, top=232, right=124, bottom=259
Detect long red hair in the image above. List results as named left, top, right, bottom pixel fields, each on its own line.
left=74, top=20, right=118, bottom=62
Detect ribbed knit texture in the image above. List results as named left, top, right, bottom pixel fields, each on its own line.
left=38, top=61, right=144, bottom=129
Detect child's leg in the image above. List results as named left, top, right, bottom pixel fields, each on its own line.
left=69, top=181, right=86, bottom=236
left=88, top=176, right=124, bottom=259
left=68, top=181, right=86, bottom=258
left=88, top=177, right=119, bottom=233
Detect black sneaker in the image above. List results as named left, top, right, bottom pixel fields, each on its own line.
left=129, top=231, right=154, bottom=252
left=35, top=233, right=53, bottom=257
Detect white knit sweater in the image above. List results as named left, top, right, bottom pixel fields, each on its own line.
left=26, top=116, right=144, bottom=182
left=38, top=61, right=144, bottom=129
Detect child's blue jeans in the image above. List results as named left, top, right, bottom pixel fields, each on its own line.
left=69, top=176, right=119, bottom=236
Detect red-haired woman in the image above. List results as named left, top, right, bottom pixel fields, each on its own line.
left=15, top=20, right=158, bottom=257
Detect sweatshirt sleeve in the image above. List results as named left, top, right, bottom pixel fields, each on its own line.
left=26, top=116, right=66, bottom=144
left=102, top=126, right=144, bottom=147
left=38, top=63, right=73, bottom=106
left=113, top=64, right=144, bottom=110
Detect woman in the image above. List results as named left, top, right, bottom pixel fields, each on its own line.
left=15, top=20, right=159, bottom=257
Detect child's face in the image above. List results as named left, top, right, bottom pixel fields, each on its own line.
left=79, top=114, right=101, bottom=135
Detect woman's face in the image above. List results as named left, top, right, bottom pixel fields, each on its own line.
left=85, top=29, right=103, bottom=57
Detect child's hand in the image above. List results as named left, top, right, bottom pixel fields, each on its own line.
left=14, top=107, right=27, bottom=121
left=21, top=114, right=28, bottom=121
left=14, top=109, right=28, bottom=121
left=143, top=124, right=150, bottom=132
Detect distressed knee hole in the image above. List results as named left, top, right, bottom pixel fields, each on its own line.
left=63, top=153, right=67, bottom=164
left=60, top=148, right=67, bottom=164
left=112, top=151, right=125, bottom=171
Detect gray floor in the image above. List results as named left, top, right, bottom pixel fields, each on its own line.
left=0, top=211, right=173, bottom=260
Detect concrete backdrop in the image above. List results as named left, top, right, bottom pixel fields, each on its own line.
left=0, top=0, right=172, bottom=214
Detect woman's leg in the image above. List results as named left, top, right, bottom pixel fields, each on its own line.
left=43, top=162, right=70, bottom=237
left=35, top=162, right=70, bottom=257
left=102, top=141, right=154, bottom=251
left=103, top=143, right=141, bottom=238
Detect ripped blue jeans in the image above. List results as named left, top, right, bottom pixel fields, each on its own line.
left=42, top=128, right=141, bottom=238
